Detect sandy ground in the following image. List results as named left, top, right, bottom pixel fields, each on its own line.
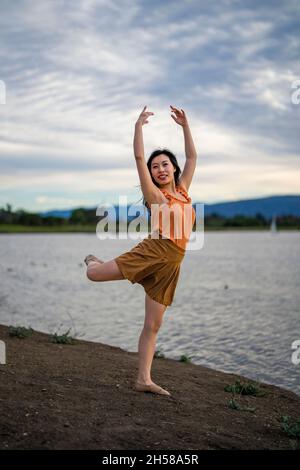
left=0, top=323, right=299, bottom=450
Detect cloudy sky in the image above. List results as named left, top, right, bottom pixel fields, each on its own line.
left=0, top=0, right=299, bottom=212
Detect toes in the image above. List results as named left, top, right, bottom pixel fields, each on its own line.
left=84, top=255, right=103, bottom=266
left=134, top=381, right=170, bottom=395
left=84, top=255, right=94, bottom=265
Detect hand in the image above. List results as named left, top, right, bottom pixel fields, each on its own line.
left=170, top=105, right=188, bottom=127
left=136, top=105, right=154, bottom=126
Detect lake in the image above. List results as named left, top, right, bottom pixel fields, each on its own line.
left=0, top=230, right=299, bottom=396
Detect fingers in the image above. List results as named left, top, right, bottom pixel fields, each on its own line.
left=144, top=105, right=185, bottom=116
left=142, top=106, right=154, bottom=115
left=170, top=105, right=184, bottom=115
left=139, top=105, right=154, bottom=125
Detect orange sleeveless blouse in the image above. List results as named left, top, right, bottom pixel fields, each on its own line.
left=146, top=184, right=196, bottom=251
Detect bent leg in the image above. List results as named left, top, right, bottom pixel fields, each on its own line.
left=86, top=259, right=125, bottom=281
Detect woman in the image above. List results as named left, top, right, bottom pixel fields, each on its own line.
left=84, top=105, right=197, bottom=396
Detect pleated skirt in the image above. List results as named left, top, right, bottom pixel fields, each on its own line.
left=114, top=233, right=186, bottom=306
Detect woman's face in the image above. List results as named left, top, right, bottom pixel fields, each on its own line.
left=150, top=154, right=175, bottom=185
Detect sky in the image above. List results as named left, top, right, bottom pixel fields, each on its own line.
left=0, top=0, right=299, bottom=213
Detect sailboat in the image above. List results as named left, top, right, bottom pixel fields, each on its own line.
left=270, top=213, right=278, bottom=233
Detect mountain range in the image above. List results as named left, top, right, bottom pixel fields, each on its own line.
left=40, top=195, right=300, bottom=219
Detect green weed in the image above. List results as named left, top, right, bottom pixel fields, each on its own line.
left=8, top=325, right=33, bottom=338
left=50, top=328, right=74, bottom=344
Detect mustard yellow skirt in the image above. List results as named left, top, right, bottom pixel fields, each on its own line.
left=114, top=234, right=186, bottom=306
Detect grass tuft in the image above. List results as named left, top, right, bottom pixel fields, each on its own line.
left=154, top=348, right=165, bottom=358
left=50, top=328, right=74, bottom=345
left=179, top=354, right=193, bottom=363
left=224, top=379, right=266, bottom=397
left=8, top=325, right=33, bottom=338
left=279, top=415, right=300, bottom=438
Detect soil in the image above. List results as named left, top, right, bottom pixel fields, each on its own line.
left=0, top=323, right=299, bottom=450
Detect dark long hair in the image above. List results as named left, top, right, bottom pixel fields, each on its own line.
left=136, top=148, right=182, bottom=214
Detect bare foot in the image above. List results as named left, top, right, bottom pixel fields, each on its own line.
left=134, top=379, right=171, bottom=396
left=84, top=254, right=104, bottom=266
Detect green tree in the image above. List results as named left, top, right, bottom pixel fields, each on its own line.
left=69, top=208, right=88, bottom=224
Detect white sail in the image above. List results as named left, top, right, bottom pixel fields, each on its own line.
left=270, top=214, right=277, bottom=233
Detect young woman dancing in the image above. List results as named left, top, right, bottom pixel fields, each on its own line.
left=84, top=105, right=197, bottom=396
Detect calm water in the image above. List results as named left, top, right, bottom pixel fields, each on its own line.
left=0, top=231, right=299, bottom=396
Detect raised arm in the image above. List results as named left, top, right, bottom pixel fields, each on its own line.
left=170, top=105, right=197, bottom=192
left=134, top=106, right=164, bottom=205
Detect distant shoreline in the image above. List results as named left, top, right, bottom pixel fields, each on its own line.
left=0, top=224, right=299, bottom=233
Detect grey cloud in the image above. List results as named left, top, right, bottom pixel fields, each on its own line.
left=0, top=153, right=132, bottom=172
left=0, top=0, right=299, bottom=209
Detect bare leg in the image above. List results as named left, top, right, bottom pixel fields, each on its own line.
left=135, top=293, right=170, bottom=396
left=86, top=260, right=170, bottom=394
left=86, top=259, right=125, bottom=281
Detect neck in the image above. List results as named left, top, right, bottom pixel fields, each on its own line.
left=159, top=180, right=177, bottom=193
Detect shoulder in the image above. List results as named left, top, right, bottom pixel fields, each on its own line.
left=176, top=182, right=192, bottom=203
left=145, top=188, right=169, bottom=209
left=177, top=178, right=190, bottom=192
left=177, top=182, right=189, bottom=196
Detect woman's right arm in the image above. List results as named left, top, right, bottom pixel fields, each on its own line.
left=134, top=107, right=164, bottom=205
left=133, top=121, right=145, bottom=159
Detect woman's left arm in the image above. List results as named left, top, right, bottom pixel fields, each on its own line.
left=170, top=105, right=197, bottom=192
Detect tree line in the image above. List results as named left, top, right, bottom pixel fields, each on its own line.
left=1, top=203, right=300, bottom=229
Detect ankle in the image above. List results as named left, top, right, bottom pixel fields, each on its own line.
left=136, top=375, right=152, bottom=384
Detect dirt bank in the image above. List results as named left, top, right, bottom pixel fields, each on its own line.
left=0, top=323, right=299, bottom=450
